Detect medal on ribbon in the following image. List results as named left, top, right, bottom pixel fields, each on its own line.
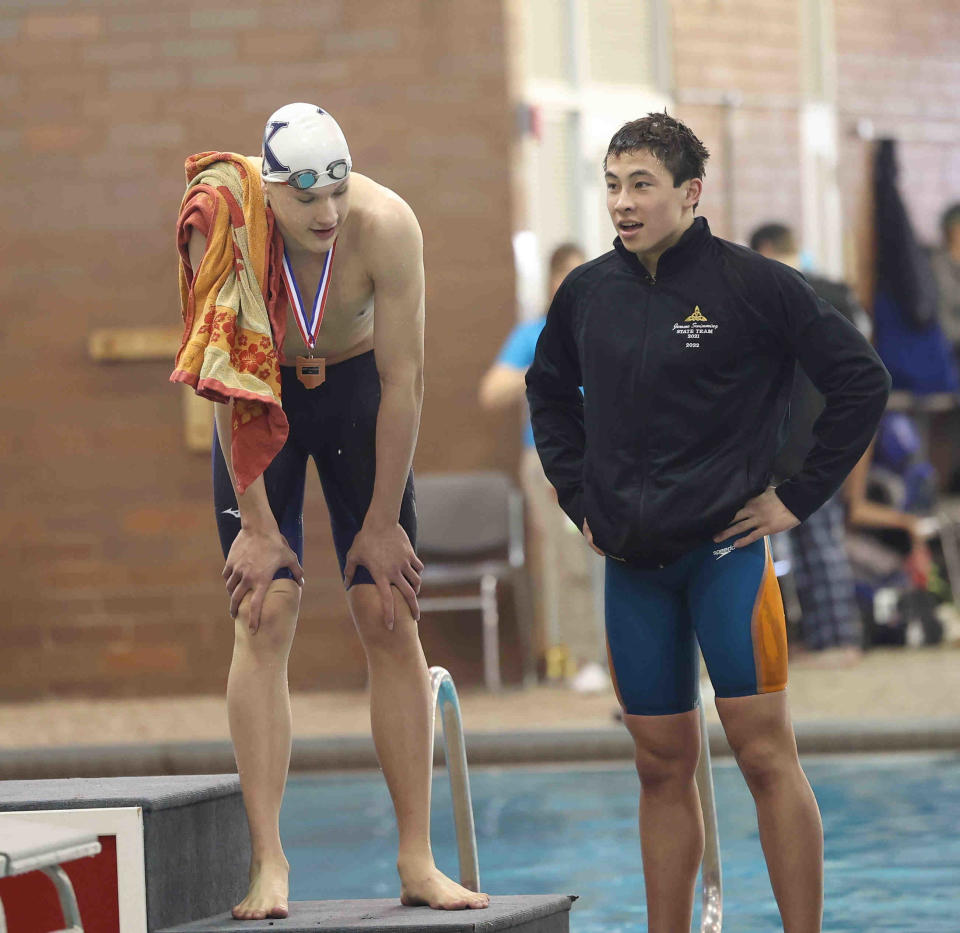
left=281, top=243, right=335, bottom=388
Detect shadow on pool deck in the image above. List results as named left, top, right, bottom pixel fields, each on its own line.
left=0, top=645, right=957, bottom=778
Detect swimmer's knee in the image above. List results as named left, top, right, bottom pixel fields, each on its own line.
left=732, top=735, right=798, bottom=793
left=717, top=693, right=798, bottom=791
left=634, top=740, right=700, bottom=789
left=234, top=581, right=301, bottom=654
left=625, top=711, right=701, bottom=789
left=348, top=585, right=419, bottom=652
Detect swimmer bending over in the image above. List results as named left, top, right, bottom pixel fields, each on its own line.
left=180, top=104, right=489, bottom=920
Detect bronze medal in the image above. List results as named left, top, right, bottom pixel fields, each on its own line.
left=282, top=242, right=337, bottom=390
left=295, top=355, right=325, bottom=389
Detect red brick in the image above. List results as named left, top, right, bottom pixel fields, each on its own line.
left=323, top=27, right=400, bottom=54
left=23, top=124, right=92, bottom=152
left=237, top=31, right=323, bottom=62
left=107, top=66, right=182, bottom=91
left=3, top=627, right=46, bottom=650
left=189, top=63, right=266, bottom=88
left=263, top=60, right=350, bottom=88
left=189, top=8, right=260, bottom=31
left=101, top=642, right=189, bottom=676
left=107, top=122, right=185, bottom=148
left=46, top=623, right=133, bottom=647
left=82, top=39, right=156, bottom=65
left=106, top=11, right=189, bottom=36
left=24, top=13, right=101, bottom=40
left=2, top=39, right=83, bottom=69
left=159, top=37, right=236, bottom=60
left=262, top=3, right=342, bottom=29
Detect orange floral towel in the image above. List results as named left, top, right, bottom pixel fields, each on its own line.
left=171, top=152, right=288, bottom=493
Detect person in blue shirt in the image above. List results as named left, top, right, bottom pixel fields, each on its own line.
left=480, top=243, right=605, bottom=683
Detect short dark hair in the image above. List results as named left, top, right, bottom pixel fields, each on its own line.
left=941, top=203, right=960, bottom=239
left=548, top=242, right=584, bottom=277
left=749, top=222, right=797, bottom=255
left=604, top=112, right=709, bottom=187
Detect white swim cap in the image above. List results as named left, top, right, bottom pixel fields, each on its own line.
left=261, top=102, right=352, bottom=190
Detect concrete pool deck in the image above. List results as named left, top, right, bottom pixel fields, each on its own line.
left=1, top=645, right=958, bottom=778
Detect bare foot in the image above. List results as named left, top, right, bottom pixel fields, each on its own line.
left=232, top=857, right=290, bottom=921
left=399, top=864, right=490, bottom=910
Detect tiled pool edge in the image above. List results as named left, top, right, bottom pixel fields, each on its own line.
left=1, top=720, right=957, bottom=779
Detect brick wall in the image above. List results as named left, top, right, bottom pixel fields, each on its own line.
left=4, top=0, right=959, bottom=700
left=671, top=0, right=804, bottom=245
left=835, top=0, right=960, bottom=264
left=671, top=0, right=960, bottom=264
left=1, top=0, right=519, bottom=699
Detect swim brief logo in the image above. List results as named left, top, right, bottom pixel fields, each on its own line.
left=222, top=507, right=242, bottom=520
left=712, top=545, right=736, bottom=560
left=685, top=306, right=709, bottom=323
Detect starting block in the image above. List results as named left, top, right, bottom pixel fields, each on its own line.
left=0, top=774, right=248, bottom=931
left=159, top=894, right=576, bottom=932
left=0, top=777, right=575, bottom=932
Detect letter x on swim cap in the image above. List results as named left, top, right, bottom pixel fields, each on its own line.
left=262, top=102, right=352, bottom=190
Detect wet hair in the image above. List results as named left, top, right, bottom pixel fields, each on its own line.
left=749, top=223, right=797, bottom=255
left=941, top=203, right=960, bottom=240
left=548, top=242, right=584, bottom=278
left=604, top=112, right=710, bottom=187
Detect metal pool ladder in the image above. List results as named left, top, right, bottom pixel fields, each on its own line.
left=427, top=665, right=721, bottom=926
left=429, top=666, right=480, bottom=892
left=696, top=700, right=723, bottom=931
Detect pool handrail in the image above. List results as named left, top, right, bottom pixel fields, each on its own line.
left=695, top=699, right=723, bottom=932
left=428, top=666, right=480, bottom=892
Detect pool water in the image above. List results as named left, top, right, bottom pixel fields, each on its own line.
left=280, top=753, right=960, bottom=932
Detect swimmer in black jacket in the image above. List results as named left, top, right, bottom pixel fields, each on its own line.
left=526, top=113, right=890, bottom=933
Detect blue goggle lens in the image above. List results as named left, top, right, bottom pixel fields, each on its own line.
left=288, top=170, right=320, bottom=190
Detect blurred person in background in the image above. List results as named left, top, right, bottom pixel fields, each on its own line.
left=928, top=202, right=960, bottom=494
left=479, top=243, right=608, bottom=690
left=930, top=202, right=960, bottom=356
left=750, top=222, right=869, bottom=666
left=751, top=225, right=943, bottom=652
left=527, top=112, right=891, bottom=933
left=174, top=103, right=488, bottom=920
left=843, top=420, right=942, bottom=647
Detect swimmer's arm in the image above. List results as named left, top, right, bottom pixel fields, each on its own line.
left=187, top=227, right=206, bottom=284
left=366, top=199, right=425, bottom=529
left=342, top=198, right=425, bottom=625
left=189, top=229, right=278, bottom=539
left=189, top=230, right=302, bottom=624
left=211, top=401, right=277, bottom=535
left=479, top=363, right=527, bottom=409
left=769, top=269, right=891, bottom=523
left=525, top=282, right=586, bottom=530
left=213, top=400, right=302, bottom=627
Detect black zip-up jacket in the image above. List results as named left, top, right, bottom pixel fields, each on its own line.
left=525, top=217, right=891, bottom=568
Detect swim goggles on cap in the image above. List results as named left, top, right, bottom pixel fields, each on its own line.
left=284, top=160, right=350, bottom=190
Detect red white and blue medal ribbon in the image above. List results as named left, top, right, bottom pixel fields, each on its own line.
left=281, top=242, right=336, bottom=353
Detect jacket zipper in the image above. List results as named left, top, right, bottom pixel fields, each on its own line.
left=634, top=272, right=658, bottom=564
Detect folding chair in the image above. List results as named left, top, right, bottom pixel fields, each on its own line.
left=0, top=817, right=101, bottom=933
left=416, top=471, right=535, bottom=691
